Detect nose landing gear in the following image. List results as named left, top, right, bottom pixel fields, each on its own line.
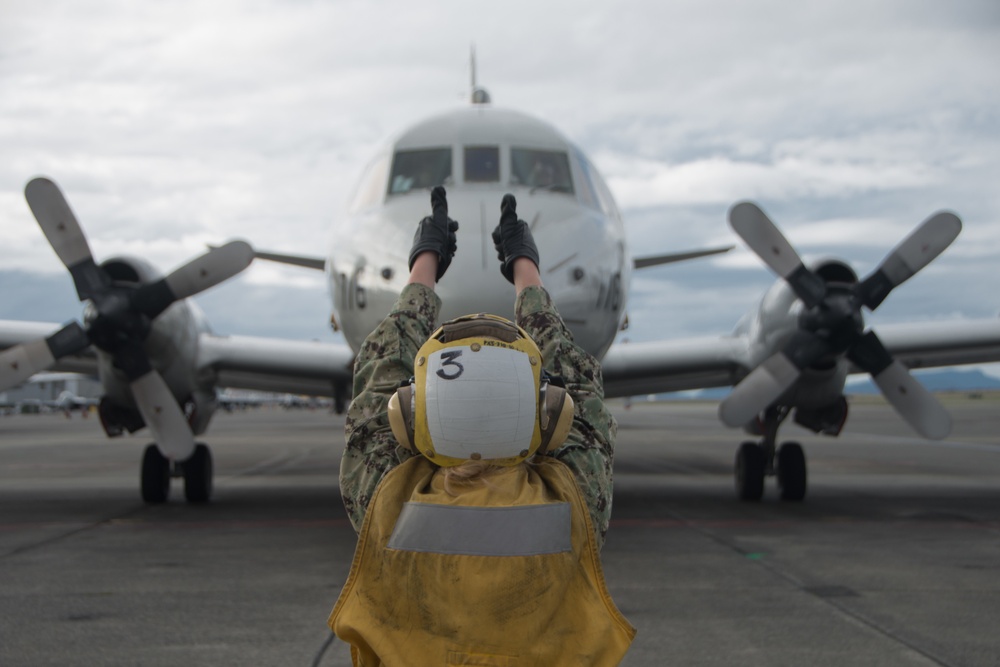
left=140, top=442, right=214, bottom=504
left=734, top=406, right=808, bottom=502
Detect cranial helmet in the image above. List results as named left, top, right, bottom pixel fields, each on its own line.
left=387, top=313, right=575, bottom=467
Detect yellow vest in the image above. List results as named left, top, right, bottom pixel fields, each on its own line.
left=329, top=456, right=635, bottom=666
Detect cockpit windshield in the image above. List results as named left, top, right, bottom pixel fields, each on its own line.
left=510, top=148, right=573, bottom=193
left=464, top=146, right=500, bottom=182
left=388, top=148, right=452, bottom=195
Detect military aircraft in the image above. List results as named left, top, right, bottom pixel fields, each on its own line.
left=2, top=82, right=999, bottom=505
left=0, top=372, right=99, bottom=415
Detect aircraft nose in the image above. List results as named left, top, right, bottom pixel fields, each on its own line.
left=436, top=194, right=516, bottom=320
left=447, top=194, right=498, bottom=273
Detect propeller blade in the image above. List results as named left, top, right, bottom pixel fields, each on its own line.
left=856, top=211, right=962, bottom=310
left=846, top=330, right=950, bottom=439
left=0, top=322, right=89, bottom=391
left=845, top=330, right=893, bottom=376
left=0, top=340, right=54, bottom=391
left=130, top=370, right=196, bottom=460
left=872, top=362, right=951, bottom=440
left=132, top=241, right=255, bottom=319
left=110, top=342, right=194, bottom=456
left=25, top=177, right=110, bottom=301
left=720, top=330, right=831, bottom=427
left=719, top=353, right=800, bottom=427
left=729, top=202, right=826, bottom=308
left=166, top=240, right=254, bottom=299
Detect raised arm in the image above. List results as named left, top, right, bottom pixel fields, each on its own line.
left=340, top=186, right=458, bottom=532
left=492, top=193, right=618, bottom=548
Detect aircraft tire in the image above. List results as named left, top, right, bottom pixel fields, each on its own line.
left=141, top=444, right=170, bottom=504
left=183, top=443, right=213, bottom=504
left=735, top=441, right=766, bottom=501
left=777, top=442, right=807, bottom=501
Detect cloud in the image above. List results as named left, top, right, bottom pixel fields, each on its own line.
left=0, top=0, right=998, bottom=360
left=599, top=128, right=966, bottom=210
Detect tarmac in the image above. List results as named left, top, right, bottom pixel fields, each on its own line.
left=1, top=396, right=998, bottom=666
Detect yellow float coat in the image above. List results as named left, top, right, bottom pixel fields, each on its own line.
left=329, top=456, right=635, bottom=666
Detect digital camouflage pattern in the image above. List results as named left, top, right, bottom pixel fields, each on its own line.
left=514, top=284, right=618, bottom=549
left=340, top=282, right=618, bottom=549
left=339, top=284, right=435, bottom=532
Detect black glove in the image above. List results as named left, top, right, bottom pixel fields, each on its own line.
left=408, top=186, right=459, bottom=281
left=491, top=193, right=539, bottom=284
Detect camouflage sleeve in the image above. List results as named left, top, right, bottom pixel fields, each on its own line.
left=515, top=285, right=617, bottom=550
left=340, top=283, right=441, bottom=533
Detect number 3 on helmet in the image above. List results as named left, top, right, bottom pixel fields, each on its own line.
left=387, top=313, right=574, bottom=467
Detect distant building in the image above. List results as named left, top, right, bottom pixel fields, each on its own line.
left=0, top=372, right=102, bottom=411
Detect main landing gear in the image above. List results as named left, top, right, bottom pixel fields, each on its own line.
left=734, top=406, right=807, bottom=502
left=141, top=443, right=214, bottom=504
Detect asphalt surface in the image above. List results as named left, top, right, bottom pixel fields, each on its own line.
left=1, top=396, right=998, bottom=666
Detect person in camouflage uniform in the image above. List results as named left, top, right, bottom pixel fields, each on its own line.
left=339, top=188, right=618, bottom=549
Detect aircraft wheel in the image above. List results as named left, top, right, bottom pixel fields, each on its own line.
left=777, top=441, right=807, bottom=501
left=141, top=444, right=170, bottom=504
left=735, top=441, right=766, bottom=501
left=183, top=443, right=213, bottom=504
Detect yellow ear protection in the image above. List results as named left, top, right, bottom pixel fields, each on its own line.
left=387, top=313, right=574, bottom=466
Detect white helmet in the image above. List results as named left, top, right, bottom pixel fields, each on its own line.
left=388, top=314, right=574, bottom=467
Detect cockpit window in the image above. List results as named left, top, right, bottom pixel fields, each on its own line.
left=350, top=153, right=390, bottom=212
left=388, top=148, right=452, bottom=195
left=571, top=148, right=601, bottom=211
left=573, top=147, right=619, bottom=219
left=464, top=146, right=500, bottom=182
left=510, top=148, right=574, bottom=193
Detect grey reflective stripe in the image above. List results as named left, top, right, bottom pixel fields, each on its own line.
left=387, top=502, right=571, bottom=556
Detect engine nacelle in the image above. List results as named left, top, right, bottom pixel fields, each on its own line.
left=90, top=256, right=218, bottom=438
left=736, top=259, right=859, bottom=435
left=785, top=360, right=850, bottom=409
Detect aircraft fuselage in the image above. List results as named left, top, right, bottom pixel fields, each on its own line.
left=326, top=106, right=630, bottom=359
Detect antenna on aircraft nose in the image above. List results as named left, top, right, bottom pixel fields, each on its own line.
left=470, top=44, right=492, bottom=105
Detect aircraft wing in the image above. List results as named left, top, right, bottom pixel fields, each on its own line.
left=0, top=319, right=356, bottom=399
left=600, top=335, right=747, bottom=398
left=599, top=318, right=1000, bottom=399
left=860, top=320, right=1000, bottom=371
left=252, top=250, right=326, bottom=271
left=256, top=244, right=740, bottom=275
left=633, top=245, right=733, bottom=269
left=8, top=317, right=999, bottom=404
left=196, top=332, right=355, bottom=397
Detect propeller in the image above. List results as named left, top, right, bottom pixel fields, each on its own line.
left=2, top=177, right=254, bottom=459
left=719, top=202, right=960, bottom=440
left=0, top=322, right=89, bottom=390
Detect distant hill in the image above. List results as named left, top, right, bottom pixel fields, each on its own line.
left=844, top=368, right=1000, bottom=394
left=641, top=368, right=1000, bottom=402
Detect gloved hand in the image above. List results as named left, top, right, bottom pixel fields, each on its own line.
left=491, top=193, right=539, bottom=284
left=408, top=186, right=459, bottom=281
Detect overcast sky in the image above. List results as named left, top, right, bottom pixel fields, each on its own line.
left=2, top=0, right=998, bottom=378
